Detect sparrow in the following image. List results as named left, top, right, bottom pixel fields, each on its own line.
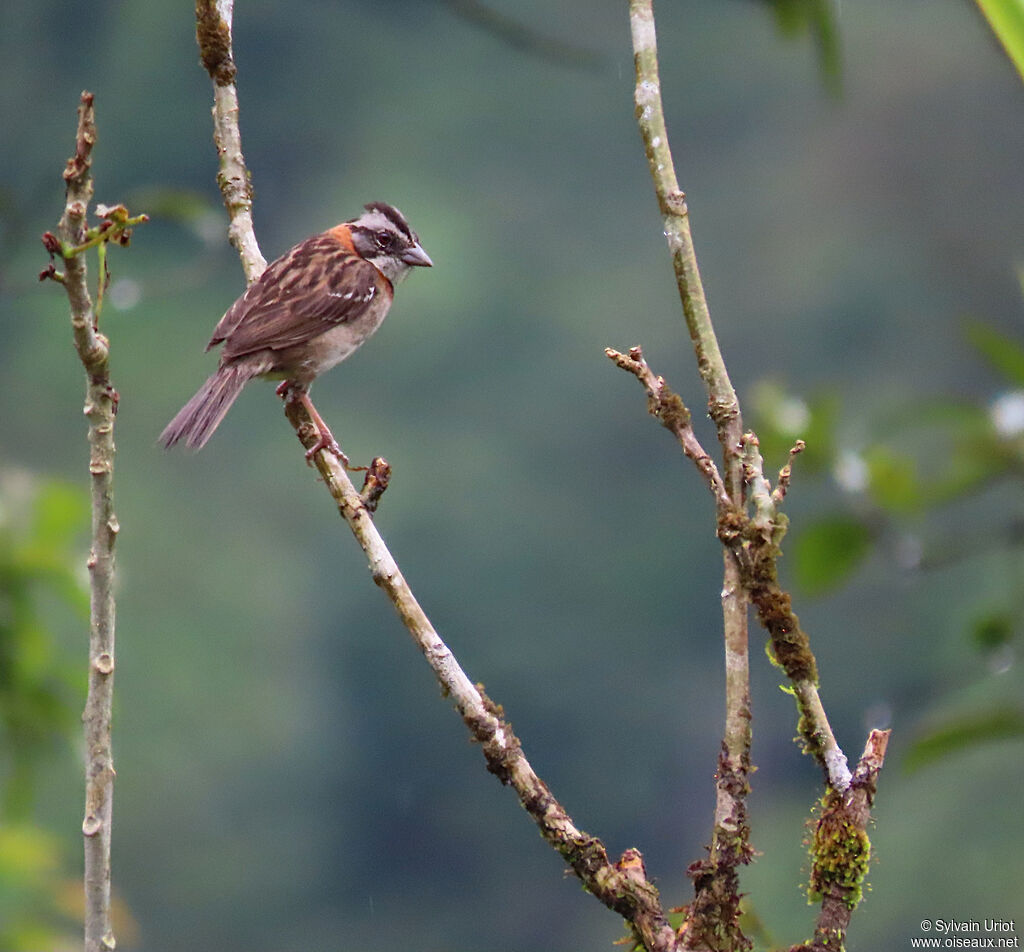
left=160, top=202, right=432, bottom=462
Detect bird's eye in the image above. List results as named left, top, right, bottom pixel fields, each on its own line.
left=374, top=230, right=391, bottom=250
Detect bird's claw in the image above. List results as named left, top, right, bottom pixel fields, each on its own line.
left=304, top=433, right=367, bottom=472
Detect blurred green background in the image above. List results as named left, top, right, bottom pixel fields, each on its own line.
left=2, top=0, right=1023, bottom=949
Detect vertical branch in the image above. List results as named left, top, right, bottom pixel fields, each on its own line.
left=195, top=0, right=266, bottom=282
left=605, top=346, right=752, bottom=948
left=628, top=0, right=744, bottom=493
left=686, top=549, right=753, bottom=949
left=55, top=91, right=119, bottom=952
left=628, top=5, right=754, bottom=945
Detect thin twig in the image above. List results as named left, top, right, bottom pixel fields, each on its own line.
left=604, top=346, right=729, bottom=507
left=772, top=440, right=806, bottom=506
left=52, top=90, right=119, bottom=952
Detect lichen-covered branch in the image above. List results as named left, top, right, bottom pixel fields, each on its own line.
left=52, top=90, right=119, bottom=952
left=725, top=438, right=852, bottom=792
left=604, top=345, right=755, bottom=947
left=607, top=343, right=854, bottom=782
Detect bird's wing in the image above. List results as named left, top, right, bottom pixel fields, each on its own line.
left=209, top=234, right=390, bottom=360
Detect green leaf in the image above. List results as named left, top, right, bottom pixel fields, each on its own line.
left=749, top=381, right=838, bottom=476
left=771, top=0, right=842, bottom=94
left=0, top=822, right=61, bottom=881
left=793, top=515, right=873, bottom=594
left=969, top=611, right=1016, bottom=651
left=863, top=398, right=1016, bottom=506
left=964, top=318, right=1024, bottom=386
left=865, top=446, right=920, bottom=512
left=126, top=185, right=217, bottom=223
left=32, top=481, right=88, bottom=550
left=904, top=707, right=1024, bottom=772
left=974, top=0, right=1024, bottom=83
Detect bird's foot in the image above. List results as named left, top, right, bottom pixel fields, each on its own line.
left=303, top=430, right=348, bottom=468
left=278, top=382, right=366, bottom=471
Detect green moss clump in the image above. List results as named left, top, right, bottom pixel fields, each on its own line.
left=807, top=796, right=870, bottom=910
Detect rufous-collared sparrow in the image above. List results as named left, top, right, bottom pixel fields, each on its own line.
left=160, top=202, right=432, bottom=463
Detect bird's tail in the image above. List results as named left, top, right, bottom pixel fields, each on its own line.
left=160, top=362, right=266, bottom=450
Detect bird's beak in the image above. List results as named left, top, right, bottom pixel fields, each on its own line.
left=402, top=243, right=433, bottom=268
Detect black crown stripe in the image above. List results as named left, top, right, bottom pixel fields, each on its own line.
left=362, top=202, right=413, bottom=241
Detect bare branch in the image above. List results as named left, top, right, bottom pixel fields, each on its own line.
left=195, top=0, right=265, bottom=281
left=628, top=0, right=744, bottom=499
left=772, top=439, right=806, bottom=506
left=50, top=90, right=118, bottom=952
left=623, top=4, right=894, bottom=947
left=624, top=0, right=861, bottom=795
left=610, top=339, right=854, bottom=796
left=731, top=435, right=852, bottom=792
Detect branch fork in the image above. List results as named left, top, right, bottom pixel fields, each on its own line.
left=618, top=1, right=888, bottom=947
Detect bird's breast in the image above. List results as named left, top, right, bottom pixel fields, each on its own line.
left=275, top=296, right=392, bottom=384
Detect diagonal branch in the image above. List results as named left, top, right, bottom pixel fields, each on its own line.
left=605, top=346, right=728, bottom=506
left=195, top=5, right=678, bottom=949
left=440, top=0, right=606, bottom=71
left=286, top=411, right=678, bottom=951
left=730, top=435, right=851, bottom=791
